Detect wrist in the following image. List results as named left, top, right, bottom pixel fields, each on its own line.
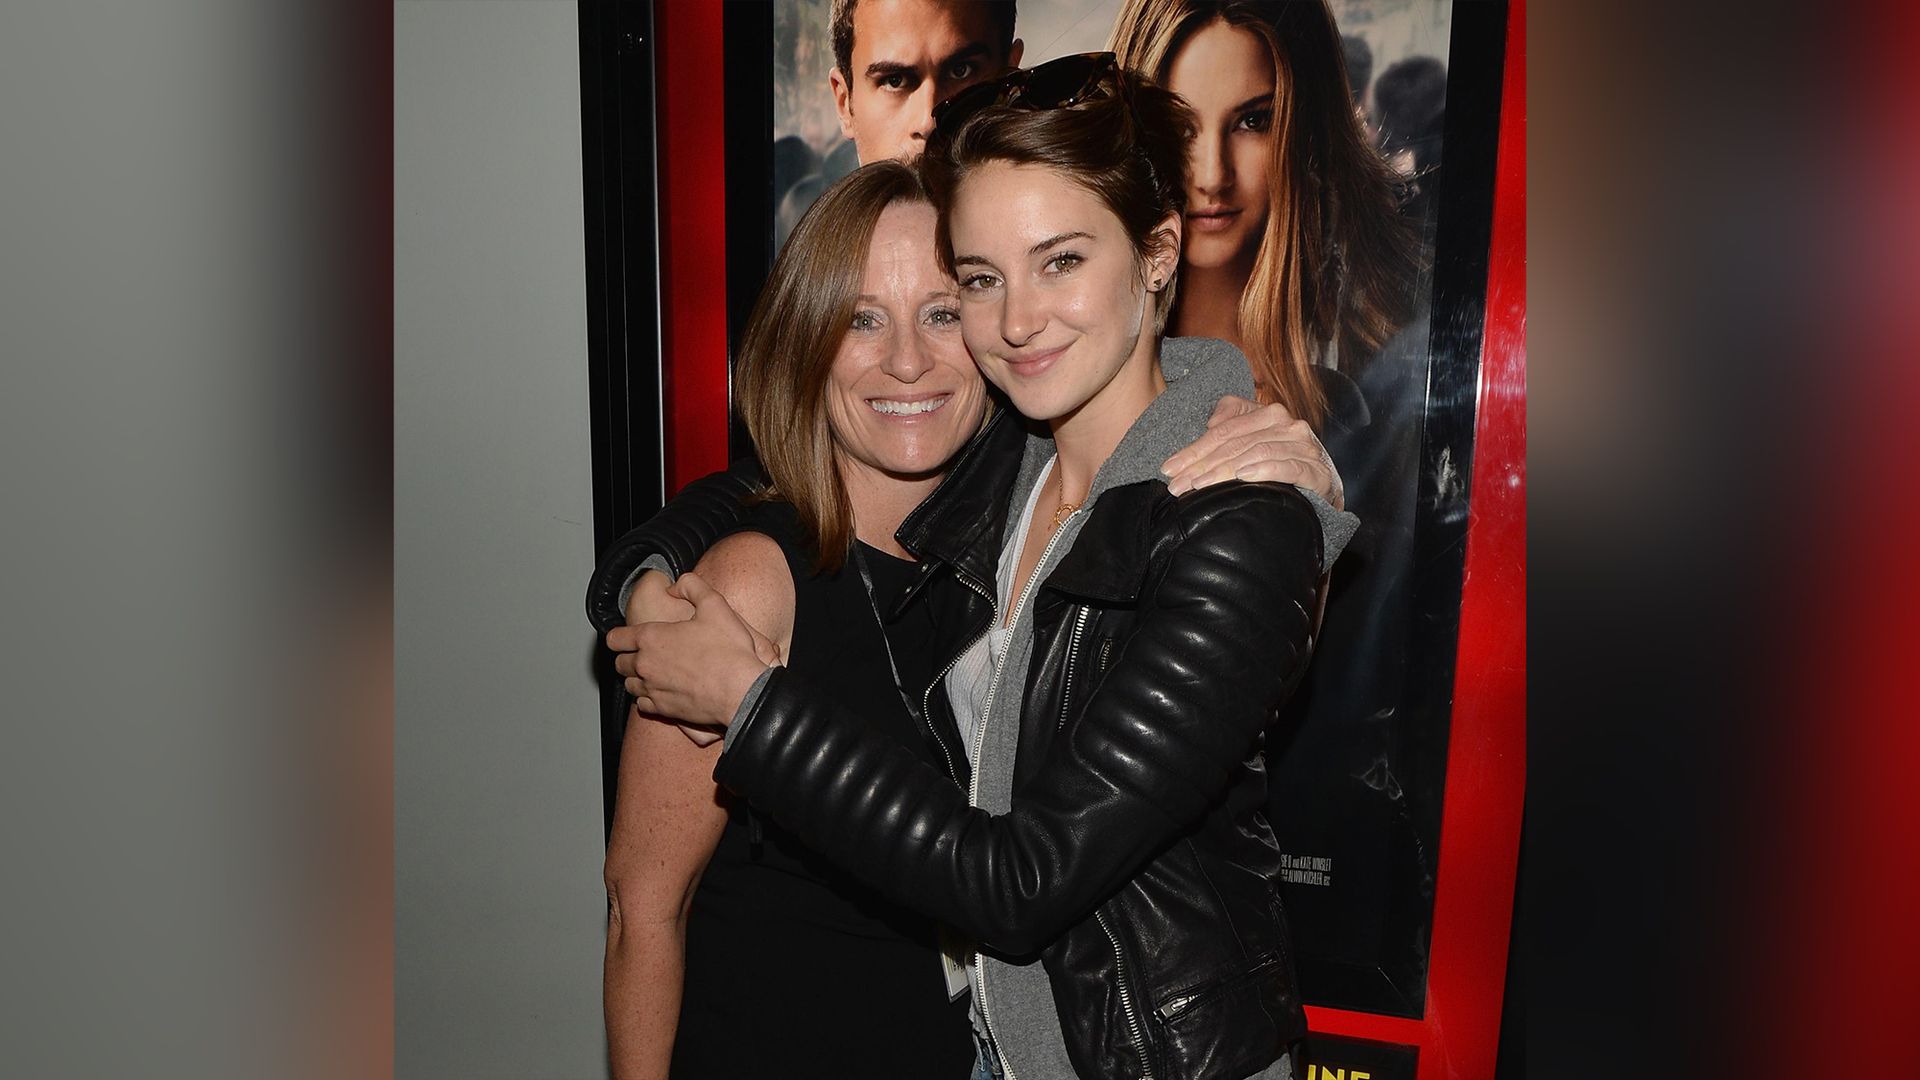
left=717, top=654, right=771, bottom=726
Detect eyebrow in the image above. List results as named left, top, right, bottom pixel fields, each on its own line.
left=1233, top=93, right=1274, bottom=113
left=951, top=231, right=1093, bottom=267
left=1028, top=231, right=1092, bottom=256
left=851, top=291, right=957, bottom=303
left=866, top=41, right=991, bottom=81
left=939, top=42, right=991, bottom=68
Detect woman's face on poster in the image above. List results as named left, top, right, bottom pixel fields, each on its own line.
left=1166, top=19, right=1277, bottom=273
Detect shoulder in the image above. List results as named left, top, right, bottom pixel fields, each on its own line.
left=693, top=531, right=796, bottom=647
left=1161, top=481, right=1323, bottom=573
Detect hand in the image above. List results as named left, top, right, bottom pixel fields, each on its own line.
left=629, top=700, right=726, bottom=749
left=1160, top=395, right=1344, bottom=510
left=606, top=570, right=693, bottom=700
left=625, top=572, right=777, bottom=729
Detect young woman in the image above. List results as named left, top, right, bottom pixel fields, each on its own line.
left=626, top=58, right=1349, bottom=1080
left=1107, top=0, right=1418, bottom=429
left=600, top=164, right=987, bottom=1080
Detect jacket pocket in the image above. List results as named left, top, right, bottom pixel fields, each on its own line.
left=1149, top=954, right=1299, bottom=1080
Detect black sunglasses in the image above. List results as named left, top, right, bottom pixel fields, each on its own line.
left=931, top=52, right=1121, bottom=135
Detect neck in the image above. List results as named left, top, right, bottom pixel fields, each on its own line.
left=1170, top=260, right=1253, bottom=349
left=1048, top=336, right=1167, bottom=505
left=840, top=460, right=943, bottom=559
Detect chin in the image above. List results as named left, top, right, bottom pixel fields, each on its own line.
left=1182, top=235, right=1246, bottom=272
left=998, top=387, right=1074, bottom=425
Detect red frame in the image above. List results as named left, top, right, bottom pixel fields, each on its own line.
left=1301, top=3, right=1526, bottom=1075
left=655, top=0, right=734, bottom=490
left=653, top=3, right=1527, bottom=1075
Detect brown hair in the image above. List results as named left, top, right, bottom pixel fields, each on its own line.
left=831, top=0, right=1020, bottom=85
left=734, top=161, right=934, bottom=572
left=920, top=64, right=1197, bottom=334
left=1109, top=0, right=1419, bottom=429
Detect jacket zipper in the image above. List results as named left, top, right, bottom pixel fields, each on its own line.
left=972, top=507, right=1079, bottom=1080
left=1055, top=605, right=1093, bottom=738
left=1152, top=955, right=1284, bottom=1024
left=1097, top=910, right=1155, bottom=1079
left=922, top=570, right=994, bottom=786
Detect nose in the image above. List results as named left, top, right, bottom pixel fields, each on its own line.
left=1190, top=128, right=1233, bottom=198
left=906, top=81, right=940, bottom=146
left=881, top=324, right=933, bottom=383
left=999, top=281, right=1044, bottom=348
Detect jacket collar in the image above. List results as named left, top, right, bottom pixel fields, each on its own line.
left=890, top=337, right=1257, bottom=612
left=1038, top=481, right=1160, bottom=603
left=1034, top=336, right=1259, bottom=603
left=888, top=407, right=1029, bottom=615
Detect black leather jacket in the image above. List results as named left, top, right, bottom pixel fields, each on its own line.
left=588, top=411, right=1324, bottom=1079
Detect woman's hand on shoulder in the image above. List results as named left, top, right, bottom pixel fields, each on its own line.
left=1160, top=395, right=1344, bottom=509
left=628, top=533, right=793, bottom=739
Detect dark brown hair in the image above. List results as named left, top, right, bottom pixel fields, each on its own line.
left=734, top=161, right=934, bottom=572
left=1109, top=0, right=1419, bottom=429
left=920, top=64, right=1198, bottom=334
left=831, top=0, right=1020, bottom=85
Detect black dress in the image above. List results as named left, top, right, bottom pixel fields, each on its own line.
left=669, top=500, right=975, bottom=1079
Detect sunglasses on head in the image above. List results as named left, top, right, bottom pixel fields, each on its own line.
left=932, top=52, right=1121, bottom=135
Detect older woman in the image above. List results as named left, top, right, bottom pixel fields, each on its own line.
left=601, top=163, right=985, bottom=1079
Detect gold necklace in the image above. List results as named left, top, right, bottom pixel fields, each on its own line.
left=1050, top=500, right=1081, bottom=531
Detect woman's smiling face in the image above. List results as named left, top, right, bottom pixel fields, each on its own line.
left=824, top=200, right=989, bottom=486
left=1166, top=18, right=1278, bottom=273
left=947, top=161, right=1172, bottom=425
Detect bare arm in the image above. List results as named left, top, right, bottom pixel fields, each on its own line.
left=602, top=532, right=792, bottom=1078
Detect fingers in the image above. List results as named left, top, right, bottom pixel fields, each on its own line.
left=678, top=725, right=724, bottom=749
left=1169, top=429, right=1319, bottom=494
left=665, top=570, right=712, bottom=605
left=1166, top=406, right=1315, bottom=493
left=629, top=698, right=724, bottom=749
left=1216, top=458, right=1320, bottom=489
left=749, top=626, right=781, bottom=667
left=668, top=572, right=755, bottom=640
left=1208, top=393, right=1259, bottom=424
left=1162, top=396, right=1253, bottom=476
left=626, top=569, right=692, bottom=625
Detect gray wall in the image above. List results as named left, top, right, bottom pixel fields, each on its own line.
left=396, top=2, right=608, bottom=1076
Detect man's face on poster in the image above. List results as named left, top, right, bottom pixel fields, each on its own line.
left=830, top=0, right=1023, bottom=164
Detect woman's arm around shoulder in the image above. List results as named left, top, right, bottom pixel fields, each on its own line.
left=601, top=530, right=793, bottom=1080
left=712, top=483, right=1325, bottom=953
left=585, top=457, right=766, bottom=634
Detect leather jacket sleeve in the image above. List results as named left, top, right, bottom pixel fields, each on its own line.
left=713, top=482, right=1323, bottom=955
left=583, top=457, right=765, bottom=634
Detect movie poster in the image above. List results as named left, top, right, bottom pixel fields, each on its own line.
left=755, top=0, right=1475, bottom=1045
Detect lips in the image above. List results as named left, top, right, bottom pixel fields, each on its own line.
left=867, top=393, right=951, bottom=416
left=998, top=343, right=1069, bottom=380
left=1186, top=206, right=1242, bottom=234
